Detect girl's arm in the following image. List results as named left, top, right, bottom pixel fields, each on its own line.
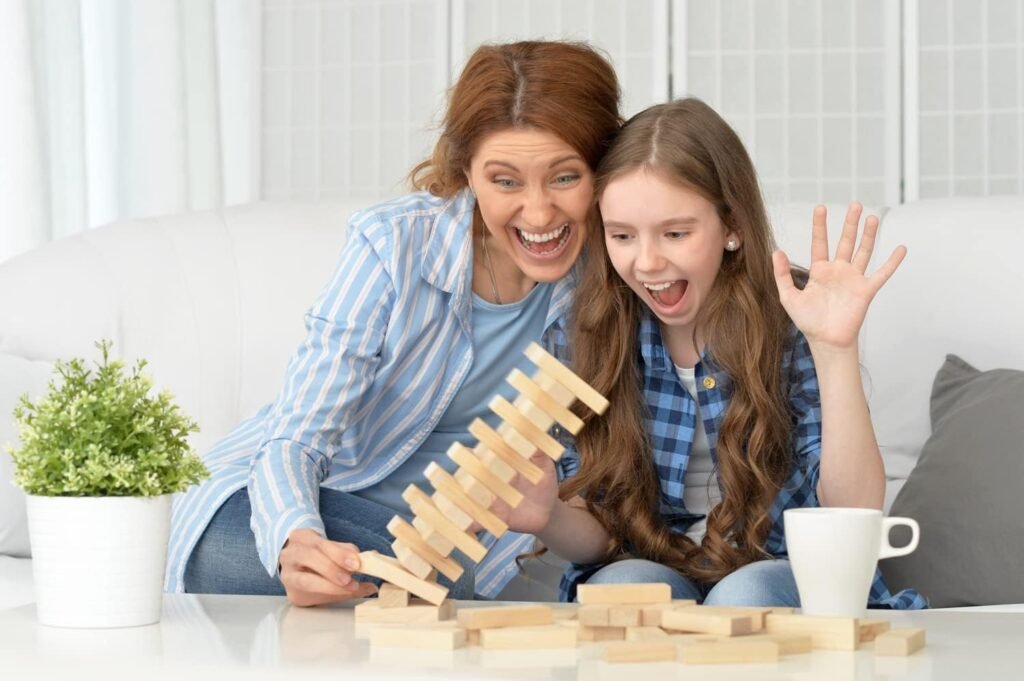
left=774, top=203, right=906, bottom=510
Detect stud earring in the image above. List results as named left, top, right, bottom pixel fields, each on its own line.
left=726, top=239, right=739, bottom=251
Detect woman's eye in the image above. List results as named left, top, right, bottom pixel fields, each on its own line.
left=553, top=174, right=580, bottom=186
left=493, top=178, right=517, bottom=189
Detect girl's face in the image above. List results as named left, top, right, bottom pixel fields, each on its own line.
left=600, top=169, right=739, bottom=345
left=465, top=128, right=593, bottom=283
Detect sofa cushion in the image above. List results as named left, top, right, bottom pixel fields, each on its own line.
left=880, top=354, right=1024, bottom=607
left=0, top=353, right=54, bottom=557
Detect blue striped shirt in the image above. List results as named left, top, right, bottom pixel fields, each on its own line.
left=165, top=189, right=577, bottom=596
left=555, top=312, right=927, bottom=610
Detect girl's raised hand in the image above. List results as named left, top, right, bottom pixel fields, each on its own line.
left=773, top=203, right=906, bottom=352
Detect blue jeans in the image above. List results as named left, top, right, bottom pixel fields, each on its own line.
left=583, top=558, right=800, bottom=607
left=183, top=488, right=476, bottom=599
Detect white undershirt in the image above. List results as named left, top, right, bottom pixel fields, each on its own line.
left=674, top=364, right=722, bottom=544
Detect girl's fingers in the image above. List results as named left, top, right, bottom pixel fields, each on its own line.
left=835, top=202, right=863, bottom=262
left=851, top=215, right=879, bottom=273
left=810, top=205, right=829, bottom=263
left=772, top=250, right=796, bottom=298
left=868, top=245, right=908, bottom=291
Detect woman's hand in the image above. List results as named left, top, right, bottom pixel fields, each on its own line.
left=488, top=451, right=560, bottom=535
left=773, top=203, right=906, bottom=352
left=279, top=528, right=378, bottom=607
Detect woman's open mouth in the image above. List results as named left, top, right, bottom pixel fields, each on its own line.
left=513, top=223, right=572, bottom=258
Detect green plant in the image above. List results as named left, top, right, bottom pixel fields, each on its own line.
left=7, top=340, right=208, bottom=496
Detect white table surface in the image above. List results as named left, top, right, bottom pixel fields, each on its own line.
left=2, top=594, right=1023, bottom=681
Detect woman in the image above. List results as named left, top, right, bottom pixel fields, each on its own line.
left=165, top=41, right=622, bottom=606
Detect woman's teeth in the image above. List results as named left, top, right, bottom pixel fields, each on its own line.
left=515, top=224, right=571, bottom=254
left=517, top=224, right=568, bottom=243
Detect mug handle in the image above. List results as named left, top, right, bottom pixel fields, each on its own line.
left=879, top=517, right=920, bottom=559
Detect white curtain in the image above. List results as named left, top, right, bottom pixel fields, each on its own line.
left=0, top=0, right=262, bottom=264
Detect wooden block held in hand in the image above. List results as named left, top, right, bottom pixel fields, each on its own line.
left=356, top=550, right=449, bottom=606
left=433, top=491, right=474, bottom=530
left=489, top=396, right=564, bottom=460
left=446, top=443, right=523, bottom=506
left=425, top=462, right=508, bottom=536
left=524, top=342, right=610, bottom=414
left=874, top=628, right=926, bottom=656
left=457, top=605, right=554, bottom=630
left=506, top=368, right=585, bottom=434
left=413, top=515, right=454, bottom=555
left=387, top=516, right=464, bottom=583
left=393, top=539, right=433, bottom=579
left=376, top=583, right=409, bottom=609
left=469, top=418, right=545, bottom=484
left=403, top=485, right=488, bottom=562
left=577, top=582, right=672, bottom=605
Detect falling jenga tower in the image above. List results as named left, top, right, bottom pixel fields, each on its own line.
left=357, top=342, right=609, bottom=606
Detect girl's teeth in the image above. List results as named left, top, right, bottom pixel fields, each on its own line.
left=643, top=281, right=675, bottom=291
left=518, top=224, right=568, bottom=243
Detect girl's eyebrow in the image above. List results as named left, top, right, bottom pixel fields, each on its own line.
left=603, top=216, right=700, bottom=229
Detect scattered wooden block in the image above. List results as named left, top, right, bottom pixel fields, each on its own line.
left=859, top=618, right=892, bottom=642
left=603, top=641, right=677, bottom=663
left=392, top=539, right=433, bottom=579
left=457, top=605, right=554, bottom=630
left=524, top=342, right=610, bottom=414
left=403, top=485, right=488, bottom=562
left=768, top=606, right=795, bottom=615
left=577, top=583, right=672, bottom=605
left=489, top=396, right=564, bottom=460
left=446, top=443, right=524, bottom=506
left=625, top=626, right=669, bottom=641
left=578, top=625, right=626, bottom=642
left=608, top=605, right=642, bottom=627
left=661, top=609, right=754, bottom=636
left=874, top=628, right=926, bottom=656
left=354, top=598, right=455, bottom=624
left=693, top=606, right=770, bottom=632
left=387, top=516, right=464, bottom=583
left=480, top=625, right=578, bottom=650
left=578, top=604, right=610, bottom=627
left=680, top=640, right=780, bottom=665
left=425, top=462, right=508, bottom=536
left=376, top=583, right=409, bottom=609
left=506, top=368, right=585, bottom=434
left=370, top=624, right=466, bottom=650
left=640, top=601, right=696, bottom=627
left=764, top=613, right=858, bottom=651
left=736, top=633, right=813, bottom=655
left=468, top=418, right=544, bottom=484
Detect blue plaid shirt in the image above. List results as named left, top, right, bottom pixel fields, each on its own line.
left=554, top=311, right=927, bottom=610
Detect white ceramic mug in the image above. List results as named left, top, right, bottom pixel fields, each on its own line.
left=783, top=508, right=919, bottom=618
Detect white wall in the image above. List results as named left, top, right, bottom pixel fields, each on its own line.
left=260, top=0, right=1024, bottom=206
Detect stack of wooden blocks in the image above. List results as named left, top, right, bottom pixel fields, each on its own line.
left=355, top=341, right=609, bottom=610
left=359, top=582, right=927, bottom=664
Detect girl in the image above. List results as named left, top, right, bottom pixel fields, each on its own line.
left=512, top=98, right=925, bottom=609
left=165, top=41, right=622, bottom=606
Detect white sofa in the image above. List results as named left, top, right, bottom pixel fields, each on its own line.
left=3, top=196, right=1023, bottom=610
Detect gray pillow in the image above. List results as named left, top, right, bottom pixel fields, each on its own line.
left=880, top=354, right=1024, bottom=608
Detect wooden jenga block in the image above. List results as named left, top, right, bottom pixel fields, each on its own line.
left=577, top=583, right=672, bottom=605
left=524, top=342, right=610, bottom=414
left=578, top=625, right=626, bottom=641
left=393, top=539, right=433, bottom=579
left=764, top=613, right=858, bottom=651
left=354, top=597, right=455, bottom=624
left=432, top=491, right=474, bottom=530
left=425, top=462, right=508, bottom=536
left=736, top=633, right=813, bottom=655
left=603, top=641, right=677, bottom=663
left=680, top=640, right=780, bottom=665
left=413, top=515, right=454, bottom=555
left=403, top=485, right=488, bottom=562
left=578, top=604, right=611, bottom=627
left=469, top=418, right=544, bottom=484
left=768, top=606, right=795, bottom=615
left=446, top=443, right=523, bottom=506
left=625, top=626, right=669, bottom=641
left=480, top=625, right=578, bottom=650
left=661, top=608, right=754, bottom=637
left=455, top=467, right=495, bottom=507
left=506, top=368, right=585, bottom=434
left=457, top=605, right=554, bottom=630
left=874, top=628, right=926, bottom=656
left=356, top=550, right=449, bottom=606
left=370, top=625, right=466, bottom=650
left=608, top=605, right=642, bottom=627
left=489, top=396, right=564, bottom=460
left=693, top=606, right=770, bottom=632
left=640, top=600, right=696, bottom=627
left=376, top=582, right=409, bottom=608
left=387, top=516, right=464, bottom=582
left=859, top=618, right=892, bottom=642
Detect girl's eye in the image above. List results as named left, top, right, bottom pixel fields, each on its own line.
left=608, top=233, right=631, bottom=241
left=666, top=231, right=687, bottom=240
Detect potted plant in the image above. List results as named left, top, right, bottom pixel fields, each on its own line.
left=7, top=340, right=208, bottom=628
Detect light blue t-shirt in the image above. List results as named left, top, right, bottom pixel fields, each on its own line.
left=353, top=282, right=554, bottom=513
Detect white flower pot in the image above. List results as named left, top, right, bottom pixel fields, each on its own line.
left=26, top=494, right=171, bottom=628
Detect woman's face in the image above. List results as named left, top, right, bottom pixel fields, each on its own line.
left=600, top=169, right=739, bottom=344
left=465, top=127, right=593, bottom=283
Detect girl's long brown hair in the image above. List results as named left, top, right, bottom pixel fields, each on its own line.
left=410, top=41, right=622, bottom=197
left=564, top=98, right=801, bottom=583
